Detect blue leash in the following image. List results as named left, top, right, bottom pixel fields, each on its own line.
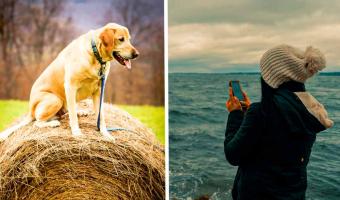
left=90, top=39, right=164, bottom=153
left=92, top=38, right=135, bottom=133
left=96, top=77, right=162, bottom=152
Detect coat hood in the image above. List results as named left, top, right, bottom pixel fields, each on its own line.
left=260, top=78, right=332, bottom=134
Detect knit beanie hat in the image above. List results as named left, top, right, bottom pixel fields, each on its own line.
left=260, top=44, right=326, bottom=88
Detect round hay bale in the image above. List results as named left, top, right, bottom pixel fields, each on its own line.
left=0, top=100, right=165, bottom=200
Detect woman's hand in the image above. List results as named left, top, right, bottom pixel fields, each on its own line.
left=240, top=90, right=251, bottom=110
left=226, top=87, right=251, bottom=112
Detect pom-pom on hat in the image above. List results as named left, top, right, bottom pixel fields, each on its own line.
left=260, top=44, right=326, bottom=88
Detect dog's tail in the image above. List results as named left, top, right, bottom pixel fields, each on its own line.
left=0, top=116, right=34, bottom=141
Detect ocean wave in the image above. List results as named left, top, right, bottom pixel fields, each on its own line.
left=170, top=74, right=340, bottom=200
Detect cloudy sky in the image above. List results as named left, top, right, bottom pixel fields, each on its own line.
left=62, top=0, right=111, bottom=32
left=169, top=0, right=340, bottom=73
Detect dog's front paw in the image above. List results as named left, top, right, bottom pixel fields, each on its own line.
left=0, top=135, right=7, bottom=142
left=101, top=130, right=115, bottom=142
left=72, top=128, right=83, bottom=137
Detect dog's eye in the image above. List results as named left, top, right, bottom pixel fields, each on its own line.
left=119, top=37, right=124, bottom=42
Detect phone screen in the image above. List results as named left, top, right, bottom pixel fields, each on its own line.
left=230, top=81, right=245, bottom=101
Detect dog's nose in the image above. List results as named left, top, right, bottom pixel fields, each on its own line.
left=131, top=49, right=139, bottom=59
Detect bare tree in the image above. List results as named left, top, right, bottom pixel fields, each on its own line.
left=105, top=0, right=163, bottom=46
left=102, top=0, right=164, bottom=105
left=0, top=0, right=75, bottom=99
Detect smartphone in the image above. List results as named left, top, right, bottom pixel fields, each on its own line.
left=229, top=80, right=245, bottom=101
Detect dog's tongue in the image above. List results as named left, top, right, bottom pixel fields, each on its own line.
left=124, top=60, right=131, bottom=69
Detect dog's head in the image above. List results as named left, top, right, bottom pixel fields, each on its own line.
left=99, top=23, right=139, bottom=69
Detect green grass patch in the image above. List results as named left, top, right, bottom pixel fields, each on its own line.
left=0, top=100, right=165, bottom=144
left=119, top=105, right=165, bottom=144
left=0, top=100, right=29, bottom=131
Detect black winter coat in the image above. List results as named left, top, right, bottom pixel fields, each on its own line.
left=224, top=80, right=326, bottom=200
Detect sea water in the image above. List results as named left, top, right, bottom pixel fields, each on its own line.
left=169, top=73, right=340, bottom=200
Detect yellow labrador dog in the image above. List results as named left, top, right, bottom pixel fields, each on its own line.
left=0, top=23, right=138, bottom=141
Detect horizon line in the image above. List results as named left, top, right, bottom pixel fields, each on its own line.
left=169, top=71, right=340, bottom=74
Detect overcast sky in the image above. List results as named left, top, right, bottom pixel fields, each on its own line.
left=63, top=0, right=111, bottom=33
left=169, top=0, right=340, bottom=73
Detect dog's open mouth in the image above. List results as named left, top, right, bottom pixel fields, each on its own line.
left=112, top=52, right=131, bottom=69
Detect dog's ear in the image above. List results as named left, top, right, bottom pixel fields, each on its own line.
left=100, top=28, right=116, bottom=49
